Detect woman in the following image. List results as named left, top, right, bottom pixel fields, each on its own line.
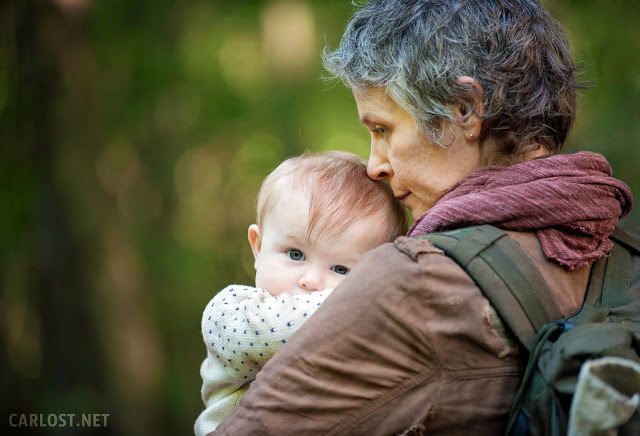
left=212, top=1, right=633, bottom=434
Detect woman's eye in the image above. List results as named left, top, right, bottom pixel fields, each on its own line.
left=373, top=124, right=387, bottom=134
left=331, top=265, right=349, bottom=275
left=287, top=249, right=304, bottom=261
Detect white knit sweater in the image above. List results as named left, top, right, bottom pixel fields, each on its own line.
left=194, top=285, right=333, bottom=435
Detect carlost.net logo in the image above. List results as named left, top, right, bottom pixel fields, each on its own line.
left=9, top=413, right=109, bottom=428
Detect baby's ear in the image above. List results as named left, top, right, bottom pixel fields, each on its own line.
left=248, top=224, right=262, bottom=264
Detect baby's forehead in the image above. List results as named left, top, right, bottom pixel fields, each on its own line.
left=256, top=152, right=406, bottom=244
left=261, top=182, right=311, bottom=226
left=264, top=188, right=386, bottom=241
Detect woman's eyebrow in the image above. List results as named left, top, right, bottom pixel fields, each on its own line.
left=360, top=113, right=392, bottom=127
left=360, top=114, right=387, bottom=127
left=359, top=114, right=373, bottom=125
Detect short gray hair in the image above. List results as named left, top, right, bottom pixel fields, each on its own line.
left=323, top=0, right=581, bottom=163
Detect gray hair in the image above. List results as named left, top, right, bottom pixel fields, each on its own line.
left=323, top=0, right=581, bottom=163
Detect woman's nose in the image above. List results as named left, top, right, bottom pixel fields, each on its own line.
left=298, top=270, right=324, bottom=291
left=367, top=144, right=393, bottom=181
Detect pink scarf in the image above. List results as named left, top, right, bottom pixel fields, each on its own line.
left=408, top=152, right=633, bottom=269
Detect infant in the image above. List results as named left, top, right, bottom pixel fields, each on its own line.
left=194, top=151, right=407, bottom=435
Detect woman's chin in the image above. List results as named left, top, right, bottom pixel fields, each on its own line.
left=405, top=199, right=425, bottom=220
left=405, top=194, right=439, bottom=220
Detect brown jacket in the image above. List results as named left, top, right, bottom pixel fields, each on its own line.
left=211, top=231, right=590, bottom=435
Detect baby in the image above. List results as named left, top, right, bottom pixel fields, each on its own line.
left=194, top=151, right=407, bottom=435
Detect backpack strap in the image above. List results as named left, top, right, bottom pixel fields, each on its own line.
left=600, top=243, right=631, bottom=307
left=598, top=227, right=639, bottom=308
left=611, top=227, right=640, bottom=254
left=422, top=225, right=562, bottom=351
left=570, top=228, right=637, bottom=323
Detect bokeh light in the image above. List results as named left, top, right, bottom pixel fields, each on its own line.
left=261, top=0, right=316, bottom=81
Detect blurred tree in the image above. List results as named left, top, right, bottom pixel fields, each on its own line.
left=2, top=0, right=110, bottom=433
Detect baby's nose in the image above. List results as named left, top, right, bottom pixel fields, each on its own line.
left=298, top=270, right=324, bottom=292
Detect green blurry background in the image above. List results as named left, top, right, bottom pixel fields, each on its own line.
left=2, top=0, right=639, bottom=434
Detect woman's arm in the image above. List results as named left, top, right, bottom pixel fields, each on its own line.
left=211, top=239, right=520, bottom=435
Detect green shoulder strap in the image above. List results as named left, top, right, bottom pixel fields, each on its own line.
left=602, top=228, right=640, bottom=308
left=600, top=243, right=631, bottom=307
left=601, top=228, right=639, bottom=307
left=570, top=228, right=638, bottom=323
left=422, top=225, right=562, bottom=351
left=611, top=227, right=640, bottom=254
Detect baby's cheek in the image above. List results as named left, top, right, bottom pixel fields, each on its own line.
left=256, top=263, right=297, bottom=296
left=327, top=274, right=348, bottom=290
left=256, top=273, right=281, bottom=296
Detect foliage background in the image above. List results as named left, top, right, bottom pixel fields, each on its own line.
left=2, top=0, right=639, bottom=434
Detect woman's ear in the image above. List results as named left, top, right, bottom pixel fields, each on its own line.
left=248, top=224, right=262, bottom=264
left=456, top=75, right=485, bottom=142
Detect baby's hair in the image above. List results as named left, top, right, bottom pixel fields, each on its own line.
left=256, top=151, right=408, bottom=242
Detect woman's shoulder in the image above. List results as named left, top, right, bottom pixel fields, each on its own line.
left=382, top=231, right=588, bottom=317
left=392, top=235, right=446, bottom=260
left=350, top=236, right=481, bottom=303
left=362, top=236, right=466, bottom=278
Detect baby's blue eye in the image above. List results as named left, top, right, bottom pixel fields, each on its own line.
left=287, top=249, right=304, bottom=261
left=331, top=265, right=349, bottom=275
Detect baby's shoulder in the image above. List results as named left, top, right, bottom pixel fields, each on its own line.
left=220, top=284, right=260, bottom=294
left=206, top=284, right=266, bottom=305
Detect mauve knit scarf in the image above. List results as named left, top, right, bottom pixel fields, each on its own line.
left=408, top=152, right=633, bottom=269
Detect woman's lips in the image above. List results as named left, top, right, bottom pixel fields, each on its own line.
left=395, top=192, right=410, bottom=201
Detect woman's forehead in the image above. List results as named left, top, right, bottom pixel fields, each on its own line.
left=352, top=87, right=392, bottom=106
left=353, top=87, right=405, bottom=118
